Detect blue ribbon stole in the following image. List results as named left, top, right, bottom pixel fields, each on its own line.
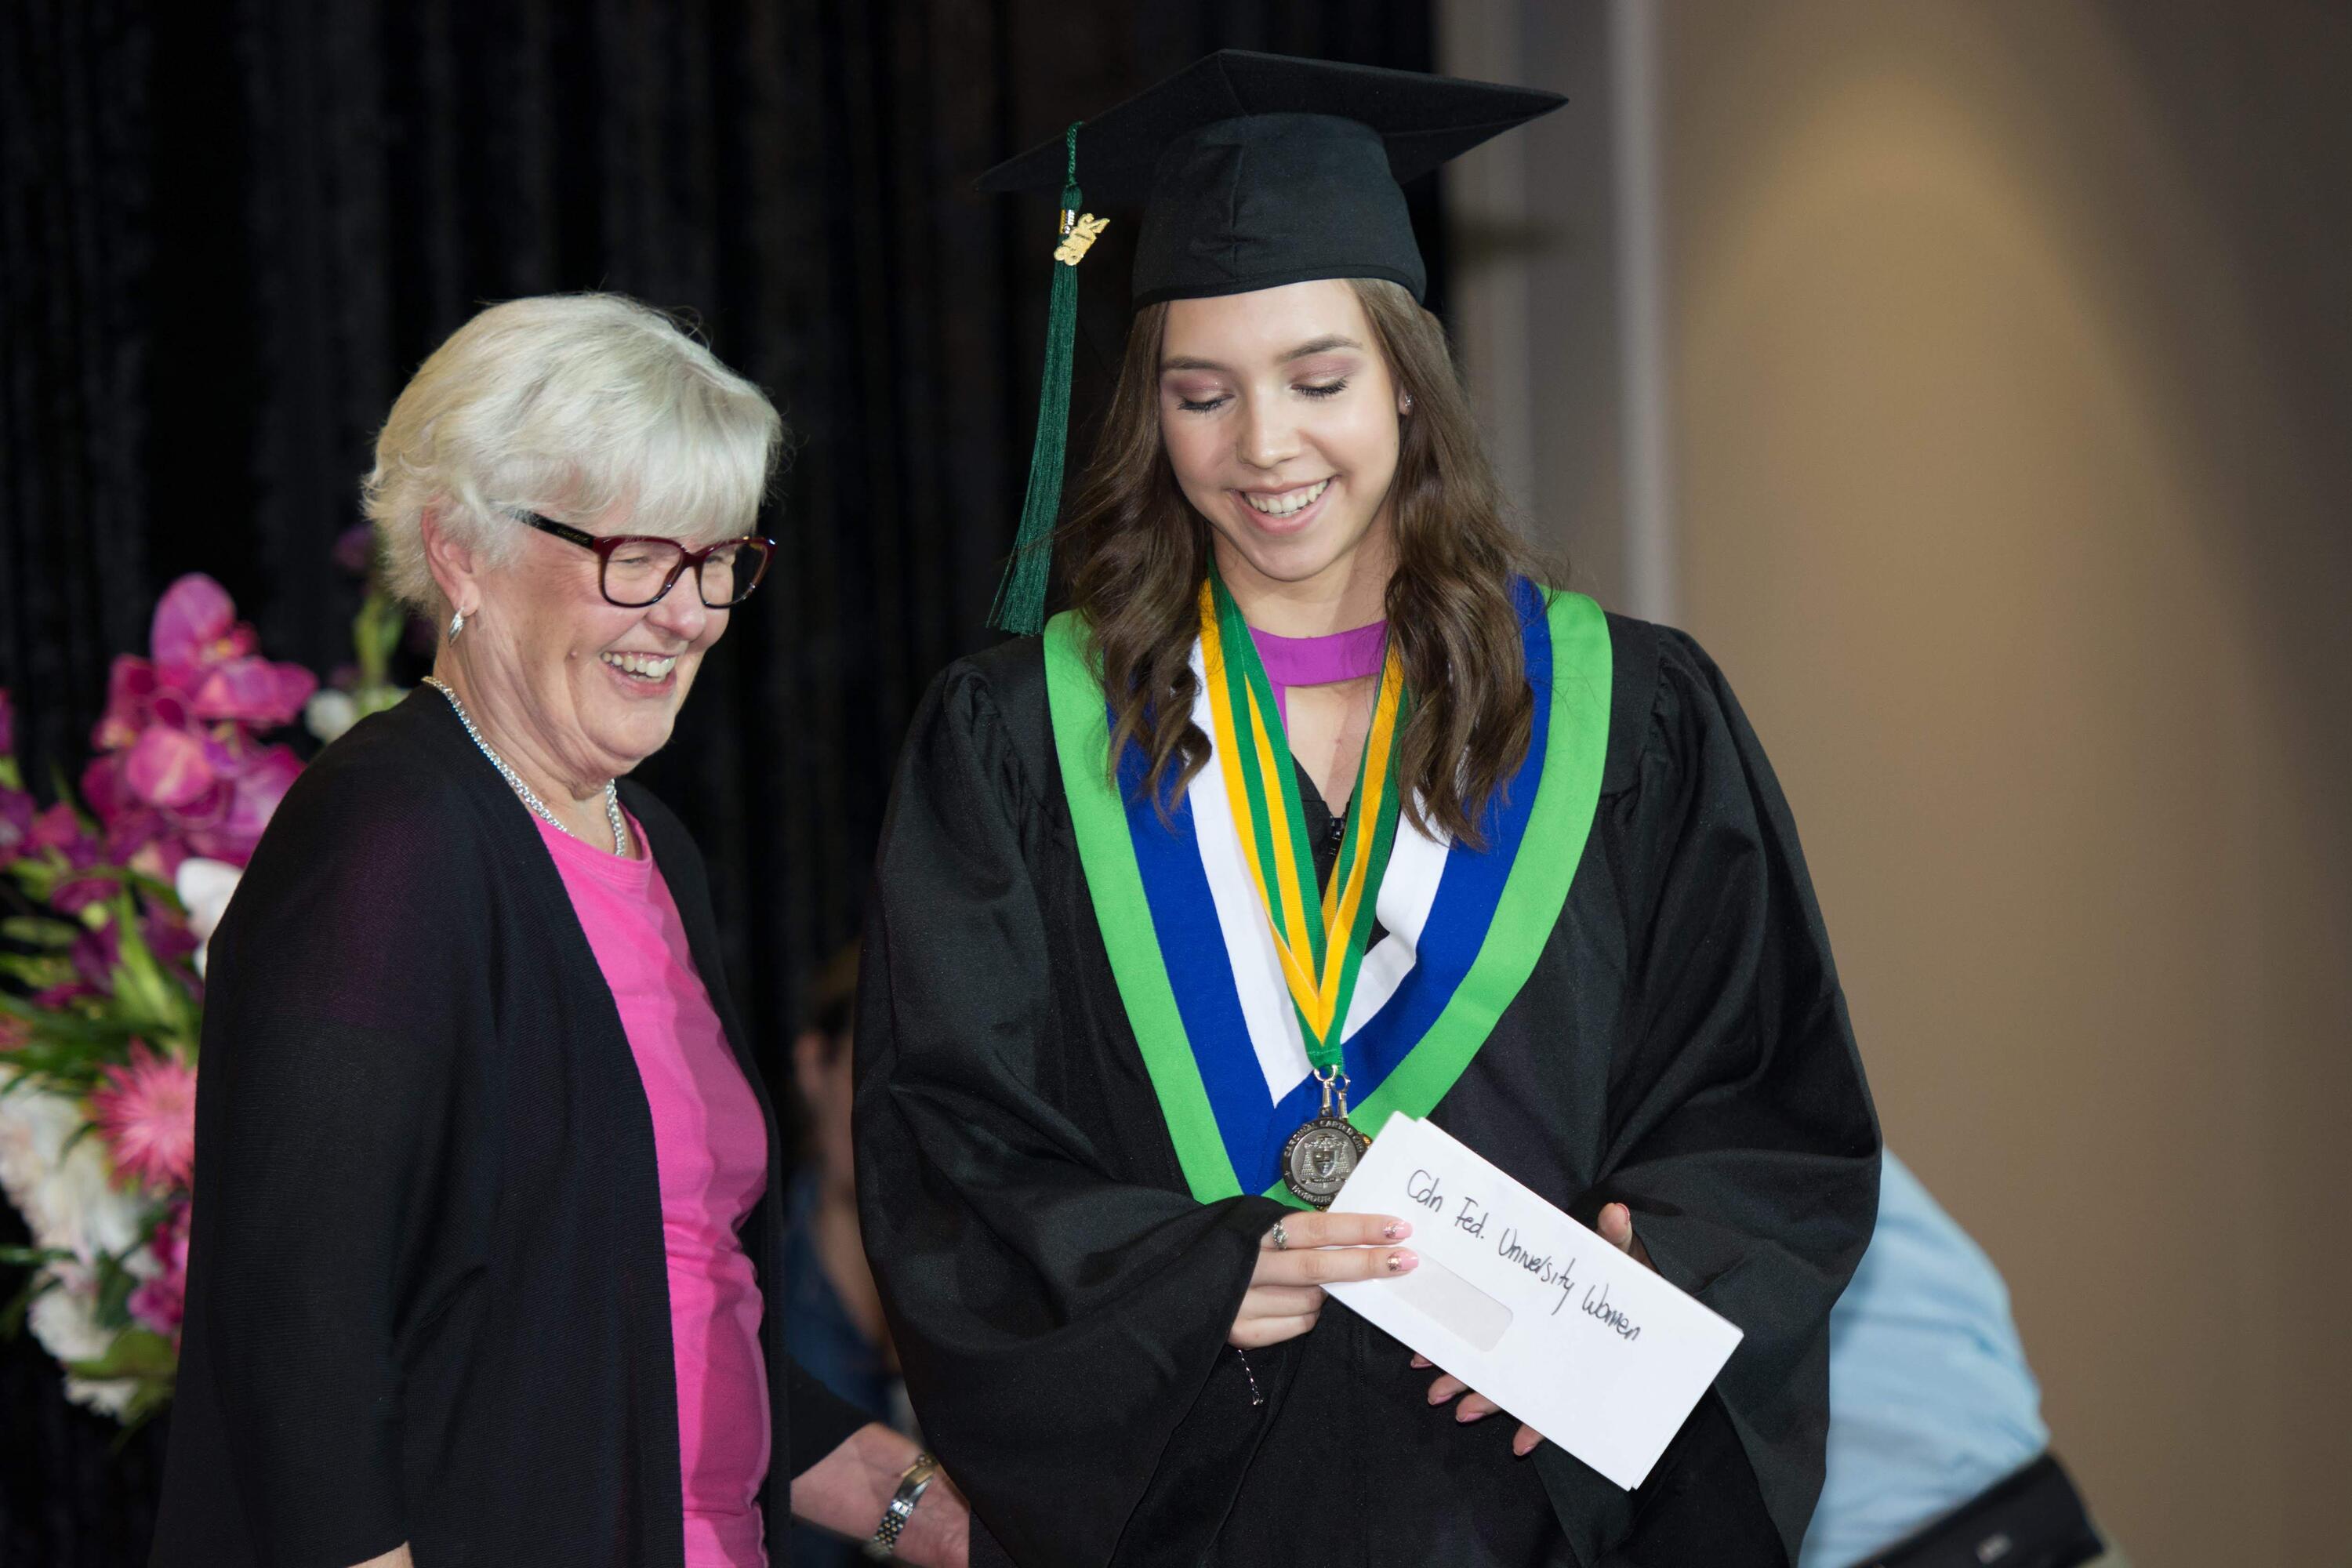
left=1114, top=577, right=1559, bottom=1196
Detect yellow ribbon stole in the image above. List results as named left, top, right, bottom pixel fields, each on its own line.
left=1196, top=580, right=1407, bottom=1057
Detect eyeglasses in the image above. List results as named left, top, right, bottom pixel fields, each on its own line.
left=515, top=511, right=775, bottom=609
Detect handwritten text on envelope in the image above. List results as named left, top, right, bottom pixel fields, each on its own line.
left=1323, top=1113, right=1744, bottom=1490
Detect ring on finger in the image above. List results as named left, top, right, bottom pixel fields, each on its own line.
left=1271, top=1219, right=1290, bottom=1250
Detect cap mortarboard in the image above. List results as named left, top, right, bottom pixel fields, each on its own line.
left=981, top=52, right=1564, bottom=306
left=982, top=52, right=1564, bottom=633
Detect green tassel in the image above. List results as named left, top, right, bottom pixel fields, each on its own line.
left=991, top=122, right=1087, bottom=636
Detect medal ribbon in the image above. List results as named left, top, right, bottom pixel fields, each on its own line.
left=1197, top=572, right=1406, bottom=1072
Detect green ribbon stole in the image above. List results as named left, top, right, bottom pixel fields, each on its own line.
left=1044, top=586, right=1613, bottom=1206
left=1197, top=568, right=1406, bottom=1080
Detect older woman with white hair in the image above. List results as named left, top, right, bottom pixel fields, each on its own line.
left=153, top=296, right=965, bottom=1568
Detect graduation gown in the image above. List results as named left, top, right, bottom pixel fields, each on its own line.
left=855, top=609, right=1879, bottom=1568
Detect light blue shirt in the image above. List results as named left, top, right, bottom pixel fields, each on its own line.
left=1797, top=1153, right=2049, bottom=1568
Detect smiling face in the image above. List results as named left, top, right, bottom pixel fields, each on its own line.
left=1156, top=280, right=1408, bottom=605
left=452, top=508, right=733, bottom=786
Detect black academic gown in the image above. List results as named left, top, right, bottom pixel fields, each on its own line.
left=855, top=614, right=1880, bottom=1568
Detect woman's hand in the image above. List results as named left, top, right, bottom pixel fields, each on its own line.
left=792, top=1422, right=969, bottom=1567
left=1229, top=1210, right=1416, bottom=1349
left=1416, top=1202, right=1648, bottom=1457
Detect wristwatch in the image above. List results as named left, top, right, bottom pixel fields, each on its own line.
left=864, top=1450, right=938, bottom=1560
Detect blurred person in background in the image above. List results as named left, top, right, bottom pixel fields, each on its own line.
left=783, top=940, right=916, bottom=1567
left=856, top=53, right=1878, bottom=1568
left=152, top=294, right=964, bottom=1568
left=1802, top=1153, right=2120, bottom=1568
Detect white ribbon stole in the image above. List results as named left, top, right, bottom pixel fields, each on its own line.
left=1182, top=643, right=1450, bottom=1105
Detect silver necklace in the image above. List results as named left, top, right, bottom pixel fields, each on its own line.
left=423, top=677, right=630, bottom=857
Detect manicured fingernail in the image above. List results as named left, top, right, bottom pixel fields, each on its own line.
left=1384, top=1219, right=1412, bottom=1240
left=1410, top=1354, right=1432, bottom=1368
left=1387, top=1250, right=1417, bottom=1272
left=1457, top=1405, right=1490, bottom=1423
left=1514, top=1432, right=1538, bottom=1457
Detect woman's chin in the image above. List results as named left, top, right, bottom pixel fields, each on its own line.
left=582, top=706, right=681, bottom=778
left=1220, top=524, right=1363, bottom=590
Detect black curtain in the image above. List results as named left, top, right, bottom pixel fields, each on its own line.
left=0, top=1, right=1438, bottom=1559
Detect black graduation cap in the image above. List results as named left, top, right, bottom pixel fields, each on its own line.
left=981, top=51, right=1565, bottom=632
left=981, top=51, right=1565, bottom=307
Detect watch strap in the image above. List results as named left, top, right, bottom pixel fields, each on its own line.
left=865, top=1451, right=938, bottom=1560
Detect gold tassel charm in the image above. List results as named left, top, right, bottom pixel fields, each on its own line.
left=1054, top=212, right=1109, bottom=266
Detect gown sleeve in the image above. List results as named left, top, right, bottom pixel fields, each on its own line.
left=1555, top=626, right=1881, bottom=1566
left=854, top=660, right=1283, bottom=1568
left=183, top=753, right=487, bottom=1565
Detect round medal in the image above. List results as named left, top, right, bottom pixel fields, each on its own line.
left=1279, top=1115, right=1372, bottom=1209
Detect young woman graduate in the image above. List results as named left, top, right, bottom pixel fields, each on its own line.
left=855, top=52, right=1881, bottom=1568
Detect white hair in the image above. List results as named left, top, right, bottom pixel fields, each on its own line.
left=363, top=293, right=783, bottom=616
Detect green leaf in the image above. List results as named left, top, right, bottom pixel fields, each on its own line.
left=45, top=764, right=81, bottom=818
left=91, top=1250, right=137, bottom=1330
left=0, top=1244, right=73, bottom=1268
left=64, top=1326, right=177, bottom=1383
left=354, top=684, right=405, bottom=720
left=0, top=1060, right=101, bottom=1096
left=354, top=592, right=405, bottom=683
left=7, top=858, right=60, bottom=902
left=0, top=999, right=135, bottom=1051
left=0, top=952, right=74, bottom=990
left=112, top=1381, right=174, bottom=1440
left=0, top=1269, right=60, bottom=1338
left=103, top=892, right=197, bottom=1036
left=2, top=915, right=83, bottom=950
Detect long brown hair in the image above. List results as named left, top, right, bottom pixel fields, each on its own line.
left=1062, top=278, right=1541, bottom=846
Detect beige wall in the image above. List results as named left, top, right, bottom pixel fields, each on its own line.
left=1448, top=2, right=2352, bottom=1560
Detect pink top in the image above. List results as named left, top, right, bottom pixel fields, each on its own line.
left=1247, top=619, right=1389, bottom=728
left=535, top=815, right=772, bottom=1568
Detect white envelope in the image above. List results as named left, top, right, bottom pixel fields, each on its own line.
left=1323, top=1112, right=1744, bottom=1490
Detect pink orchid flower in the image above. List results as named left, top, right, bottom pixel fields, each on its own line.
left=27, top=802, right=89, bottom=855
left=69, top=921, right=122, bottom=990
left=130, top=1200, right=192, bottom=1341
left=191, top=657, right=317, bottom=727
left=141, top=892, right=201, bottom=972
left=82, top=575, right=314, bottom=868
left=185, top=742, right=302, bottom=864
left=93, top=576, right=314, bottom=750
left=24, top=804, right=116, bottom=912
left=83, top=757, right=189, bottom=883
left=122, top=725, right=219, bottom=812
left=92, top=658, right=158, bottom=753
left=150, top=575, right=256, bottom=687
left=0, top=786, right=32, bottom=857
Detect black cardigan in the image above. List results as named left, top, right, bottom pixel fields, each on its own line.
left=153, top=691, right=867, bottom=1567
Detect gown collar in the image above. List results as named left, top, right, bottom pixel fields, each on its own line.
left=1245, top=619, right=1388, bottom=689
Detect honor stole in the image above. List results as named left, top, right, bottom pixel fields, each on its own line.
left=1199, top=572, right=1404, bottom=1089
left=1044, top=579, right=1613, bottom=1209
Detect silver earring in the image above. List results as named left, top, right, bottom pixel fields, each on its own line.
left=448, top=608, right=466, bottom=641
left=1401, top=392, right=1414, bottom=414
